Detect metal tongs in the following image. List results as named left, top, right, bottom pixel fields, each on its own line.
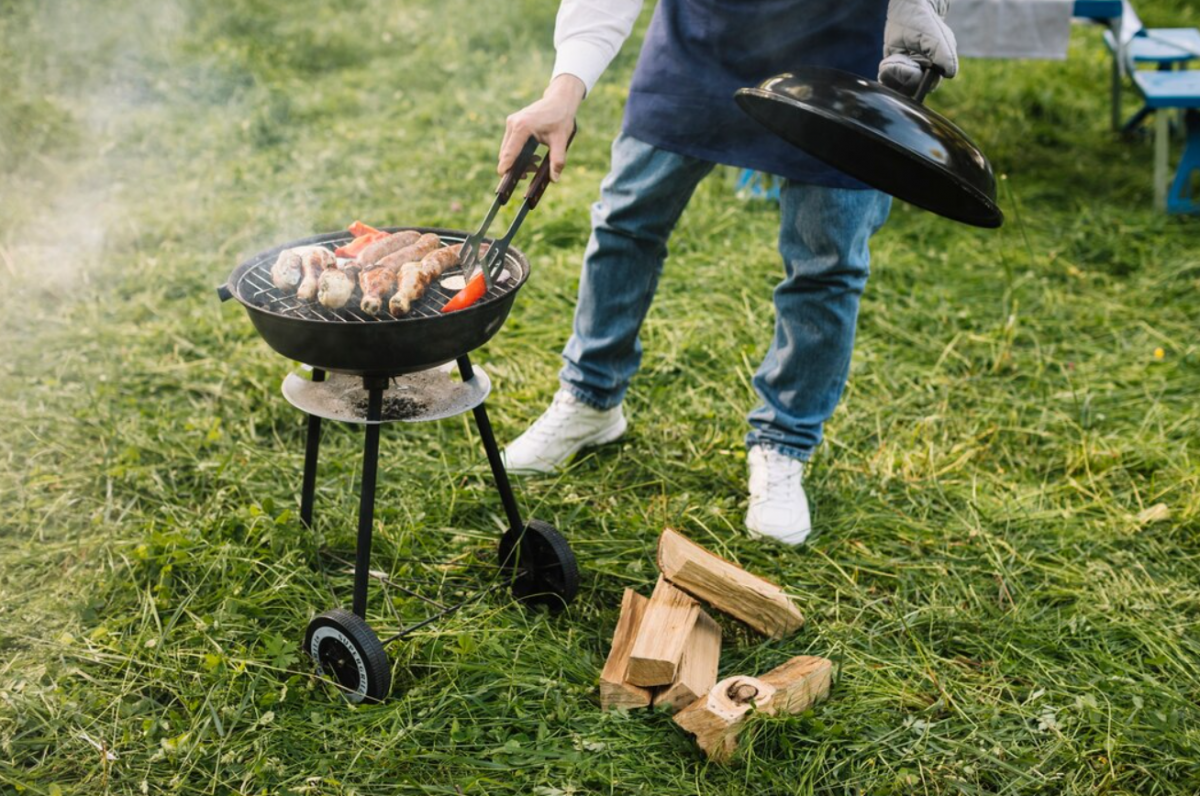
left=456, top=137, right=539, bottom=286
left=477, top=125, right=577, bottom=286
left=455, top=126, right=577, bottom=292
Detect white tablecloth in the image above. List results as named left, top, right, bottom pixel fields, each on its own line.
left=947, top=0, right=1075, bottom=59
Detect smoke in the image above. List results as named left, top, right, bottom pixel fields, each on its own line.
left=0, top=0, right=326, bottom=317
left=0, top=0, right=195, bottom=306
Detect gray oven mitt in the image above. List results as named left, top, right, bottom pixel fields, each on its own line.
left=879, top=0, right=958, bottom=96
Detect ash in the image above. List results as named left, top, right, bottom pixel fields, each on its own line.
left=282, top=364, right=490, bottom=424
left=353, top=393, right=428, bottom=421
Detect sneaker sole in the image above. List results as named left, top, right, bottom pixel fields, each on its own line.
left=744, top=516, right=812, bottom=546
left=506, top=415, right=628, bottom=475
left=739, top=511, right=816, bottom=547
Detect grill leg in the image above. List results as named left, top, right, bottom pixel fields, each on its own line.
left=299, top=368, right=326, bottom=528
left=458, top=356, right=524, bottom=533
left=353, top=378, right=386, bottom=619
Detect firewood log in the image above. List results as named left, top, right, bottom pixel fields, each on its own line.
left=654, top=609, right=721, bottom=713
left=673, top=655, right=832, bottom=762
left=599, top=589, right=654, bottom=710
left=657, top=528, right=803, bottom=638
left=625, top=576, right=701, bottom=687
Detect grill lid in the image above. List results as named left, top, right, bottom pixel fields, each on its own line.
left=735, top=67, right=1003, bottom=229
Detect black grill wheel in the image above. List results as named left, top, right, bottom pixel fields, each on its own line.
left=499, top=520, right=579, bottom=611
left=304, top=608, right=391, bottom=704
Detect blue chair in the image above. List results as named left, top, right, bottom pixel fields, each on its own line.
left=735, top=169, right=781, bottom=202
left=1131, top=69, right=1200, bottom=213
left=1074, top=0, right=1124, bottom=19
left=1104, top=28, right=1200, bottom=133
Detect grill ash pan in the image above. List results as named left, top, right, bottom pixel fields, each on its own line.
left=218, top=227, right=530, bottom=377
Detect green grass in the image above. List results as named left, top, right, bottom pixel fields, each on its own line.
left=2, top=0, right=1199, bottom=793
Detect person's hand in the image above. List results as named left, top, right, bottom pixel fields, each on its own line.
left=497, top=74, right=585, bottom=183
left=879, top=0, right=958, bottom=97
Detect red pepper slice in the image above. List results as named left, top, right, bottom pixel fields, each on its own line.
left=440, top=271, right=487, bottom=313
left=347, top=220, right=384, bottom=238
left=334, top=230, right=388, bottom=258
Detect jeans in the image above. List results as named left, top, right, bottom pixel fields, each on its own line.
left=560, top=132, right=891, bottom=461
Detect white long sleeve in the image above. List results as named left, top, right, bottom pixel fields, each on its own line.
left=551, top=0, right=644, bottom=95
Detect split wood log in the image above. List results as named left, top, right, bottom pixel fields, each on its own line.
left=758, top=655, right=834, bottom=713
left=654, top=609, right=721, bottom=714
left=657, top=528, right=804, bottom=639
left=599, top=589, right=654, bottom=710
left=625, top=576, right=701, bottom=687
left=673, top=655, right=832, bottom=762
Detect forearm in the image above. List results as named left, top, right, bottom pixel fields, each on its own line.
left=496, top=0, right=641, bottom=180
left=551, top=0, right=643, bottom=96
left=544, top=73, right=586, bottom=112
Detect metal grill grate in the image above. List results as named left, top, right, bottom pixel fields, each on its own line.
left=235, top=233, right=523, bottom=323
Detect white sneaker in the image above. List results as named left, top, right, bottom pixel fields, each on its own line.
left=503, top=390, right=627, bottom=474
left=745, top=446, right=812, bottom=545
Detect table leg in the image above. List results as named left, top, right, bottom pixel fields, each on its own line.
left=1111, top=49, right=1122, bottom=132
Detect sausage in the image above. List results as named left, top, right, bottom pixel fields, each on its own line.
left=376, top=233, right=442, bottom=272
left=354, top=230, right=423, bottom=266
left=420, top=242, right=486, bottom=279
left=416, top=242, right=463, bottom=274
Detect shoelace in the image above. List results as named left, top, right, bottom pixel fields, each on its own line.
left=523, top=393, right=578, bottom=443
left=760, top=453, right=803, bottom=499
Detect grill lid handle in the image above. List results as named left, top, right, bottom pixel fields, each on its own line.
left=216, top=283, right=233, bottom=302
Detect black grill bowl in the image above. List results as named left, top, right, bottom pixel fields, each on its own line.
left=219, top=227, right=531, bottom=377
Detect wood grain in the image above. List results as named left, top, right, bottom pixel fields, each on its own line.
left=599, top=589, right=654, bottom=710
left=657, top=528, right=803, bottom=638
left=625, top=576, right=701, bottom=687
left=673, top=655, right=832, bottom=762
left=654, top=609, right=721, bottom=714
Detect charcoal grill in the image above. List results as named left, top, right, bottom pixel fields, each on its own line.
left=217, top=226, right=530, bottom=376
left=218, top=221, right=579, bottom=704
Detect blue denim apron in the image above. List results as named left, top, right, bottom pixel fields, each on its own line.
left=622, top=0, right=887, bottom=187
